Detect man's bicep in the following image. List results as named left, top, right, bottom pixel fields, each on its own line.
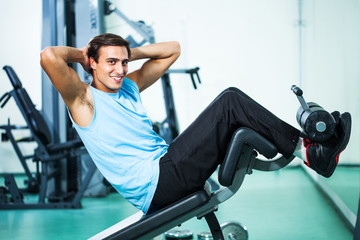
left=128, top=59, right=171, bottom=92
left=40, top=47, right=84, bottom=103
left=42, top=61, right=84, bottom=105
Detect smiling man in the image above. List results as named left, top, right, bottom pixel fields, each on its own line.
left=41, top=33, right=179, bottom=213
left=40, top=33, right=351, bottom=215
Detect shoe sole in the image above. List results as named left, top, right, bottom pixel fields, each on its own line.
left=325, top=112, right=352, bottom=177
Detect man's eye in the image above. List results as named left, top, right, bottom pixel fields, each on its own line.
left=108, top=60, right=115, bottom=64
left=122, top=60, right=129, bottom=66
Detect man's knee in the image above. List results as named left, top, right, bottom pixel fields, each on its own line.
left=223, top=87, right=241, bottom=94
left=218, top=87, right=245, bottom=101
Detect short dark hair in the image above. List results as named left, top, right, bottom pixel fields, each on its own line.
left=88, top=33, right=131, bottom=70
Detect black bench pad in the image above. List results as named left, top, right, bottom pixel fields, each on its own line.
left=105, top=190, right=210, bottom=240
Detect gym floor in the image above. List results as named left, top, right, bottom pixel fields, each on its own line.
left=1, top=166, right=358, bottom=240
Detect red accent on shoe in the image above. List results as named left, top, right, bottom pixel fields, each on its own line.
left=303, top=138, right=311, bottom=147
left=304, top=138, right=320, bottom=167
left=335, top=149, right=344, bottom=164
left=304, top=139, right=311, bottom=166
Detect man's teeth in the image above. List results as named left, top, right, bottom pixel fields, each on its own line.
left=112, top=77, right=122, bottom=80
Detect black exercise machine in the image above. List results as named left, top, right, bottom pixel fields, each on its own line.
left=0, top=65, right=96, bottom=209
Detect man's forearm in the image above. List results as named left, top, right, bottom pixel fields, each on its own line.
left=41, top=46, right=89, bottom=73
left=129, top=41, right=181, bottom=62
left=41, top=46, right=86, bottom=63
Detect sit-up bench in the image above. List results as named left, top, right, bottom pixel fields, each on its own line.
left=89, top=128, right=295, bottom=240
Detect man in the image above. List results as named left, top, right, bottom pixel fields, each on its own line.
left=40, top=33, right=351, bottom=214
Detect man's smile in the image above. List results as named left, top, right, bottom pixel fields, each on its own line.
left=111, top=76, right=124, bottom=82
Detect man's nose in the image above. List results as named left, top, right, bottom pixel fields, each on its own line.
left=115, top=63, right=125, bottom=74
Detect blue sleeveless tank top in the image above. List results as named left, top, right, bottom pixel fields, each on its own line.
left=68, top=78, right=168, bottom=213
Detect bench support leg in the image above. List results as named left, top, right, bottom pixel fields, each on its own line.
left=204, top=211, right=224, bottom=240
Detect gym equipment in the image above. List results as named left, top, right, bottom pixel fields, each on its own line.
left=41, top=0, right=102, bottom=199
left=0, top=66, right=96, bottom=209
left=164, top=229, right=194, bottom=239
left=220, top=221, right=248, bottom=240
left=165, top=221, right=247, bottom=240
left=291, top=85, right=336, bottom=142
left=197, top=232, right=213, bottom=240
left=104, top=0, right=154, bottom=47
left=89, top=128, right=295, bottom=240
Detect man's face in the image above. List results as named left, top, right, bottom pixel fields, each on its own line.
left=90, top=45, right=129, bottom=93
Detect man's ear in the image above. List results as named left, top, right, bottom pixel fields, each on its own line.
left=90, top=57, right=97, bottom=71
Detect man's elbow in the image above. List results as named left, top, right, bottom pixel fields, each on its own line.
left=172, top=41, right=181, bottom=58
left=40, top=47, right=56, bottom=67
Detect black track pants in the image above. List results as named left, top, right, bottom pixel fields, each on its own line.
left=151, top=87, right=300, bottom=209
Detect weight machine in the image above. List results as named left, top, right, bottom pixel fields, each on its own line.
left=0, top=66, right=95, bottom=209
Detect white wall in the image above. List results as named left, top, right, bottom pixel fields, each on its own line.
left=302, top=0, right=360, bottom=163
left=0, top=0, right=42, bottom=172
